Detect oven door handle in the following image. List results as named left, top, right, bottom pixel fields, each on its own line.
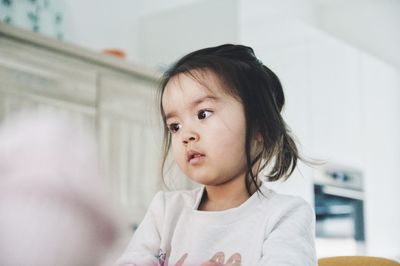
left=322, top=186, right=364, bottom=200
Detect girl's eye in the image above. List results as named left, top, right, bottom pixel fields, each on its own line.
left=197, top=110, right=213, bottom=120
left=167, top=123, right=181, bottom=133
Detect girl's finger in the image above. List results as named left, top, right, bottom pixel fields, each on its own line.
left=225, top=253, right=241, bottom=266
left=201, top=251, right=225, bottom=266
left=175, top=253, right=188, bottom=266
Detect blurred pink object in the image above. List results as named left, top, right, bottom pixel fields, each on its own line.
left=0, top=110, right=123, bottom=266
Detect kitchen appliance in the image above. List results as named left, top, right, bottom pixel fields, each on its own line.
left=314, top=165, right=365, bottom=256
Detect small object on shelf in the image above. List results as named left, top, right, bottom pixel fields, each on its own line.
left=102, top=48, right=126, bottom=59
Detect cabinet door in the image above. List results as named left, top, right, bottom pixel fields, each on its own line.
left=309, top=31, right=363, bottom=167
left=0, top=37, right=98, bottom=108
left=0, top=38, right=97, bottom=128
left=360, top=53, right=400, bottom=257
left=98, top=72, right=191, bottom=226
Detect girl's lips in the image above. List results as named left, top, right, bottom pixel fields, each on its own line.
left=187, top=150, right=205, bottom=164
left=189, top=154, right=205, bottom=164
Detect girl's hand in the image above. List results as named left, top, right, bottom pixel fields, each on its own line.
left=175, top=252, right=241, bottom=266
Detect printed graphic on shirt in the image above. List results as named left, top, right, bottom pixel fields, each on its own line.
left=157, top=249, right=167, bottom=266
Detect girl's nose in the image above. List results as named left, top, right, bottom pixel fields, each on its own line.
left=182, top=132, right=199, bottom=144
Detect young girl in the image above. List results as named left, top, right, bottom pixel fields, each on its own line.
left=115, top=44, right=316, bottom=266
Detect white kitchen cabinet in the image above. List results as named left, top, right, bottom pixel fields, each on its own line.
left=308, top=30, right=364, bottom=168
left=359, top=53, right=400, bottom=259
left=0, top=23, right=177, bottom=227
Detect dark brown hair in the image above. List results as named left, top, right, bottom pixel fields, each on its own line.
left=158, top=44, right=300, bottom=194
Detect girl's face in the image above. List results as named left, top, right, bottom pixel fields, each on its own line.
left=162, top=71, right=247, bottom=186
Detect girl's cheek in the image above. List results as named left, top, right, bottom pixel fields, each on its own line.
left=170, top=140, right=181, bottom=157
left=171, top=136, right=179, bottom=148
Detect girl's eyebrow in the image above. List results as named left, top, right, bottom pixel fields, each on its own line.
left=190, top=95, right=218, bottom=107
left=165, top=95, right=218, bottom=120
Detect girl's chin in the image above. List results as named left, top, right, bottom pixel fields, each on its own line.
left=188, top=176, right=229, bottom=187
left=187, top=176, right=218, bottom=186
left=187, top=173, right=247, bottom=188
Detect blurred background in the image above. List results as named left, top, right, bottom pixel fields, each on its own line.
left=0, top=0, right=399, bottom=262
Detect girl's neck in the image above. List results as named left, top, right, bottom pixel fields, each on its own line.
left=198, top=177, right=260, bottom=211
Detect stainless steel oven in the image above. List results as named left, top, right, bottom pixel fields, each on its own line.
left=314, top=165, right=365, bottom=256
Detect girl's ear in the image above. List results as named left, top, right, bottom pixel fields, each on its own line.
left=255, top=132, right=263, bottom=143
left=251, top=132, right=264, bottom=158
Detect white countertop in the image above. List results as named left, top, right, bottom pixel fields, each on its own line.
left=0, top=22, right=160, bottom=81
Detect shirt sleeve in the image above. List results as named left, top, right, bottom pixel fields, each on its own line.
left=113, top=191, right=165, bottom=266
left=257, top=198, right=317, bottom=266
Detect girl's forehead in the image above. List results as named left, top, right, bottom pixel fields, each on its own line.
left=162, top=71, right=228, bottom=101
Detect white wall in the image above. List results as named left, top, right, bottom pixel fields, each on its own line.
left=62, top=0, right=202, bottom=62
left=136, top=0, right=238, bottom=70
left=63, top=0, right=138, bottom=59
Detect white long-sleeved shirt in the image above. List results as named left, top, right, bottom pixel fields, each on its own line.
left=115, top=184, right=316, bottom=266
